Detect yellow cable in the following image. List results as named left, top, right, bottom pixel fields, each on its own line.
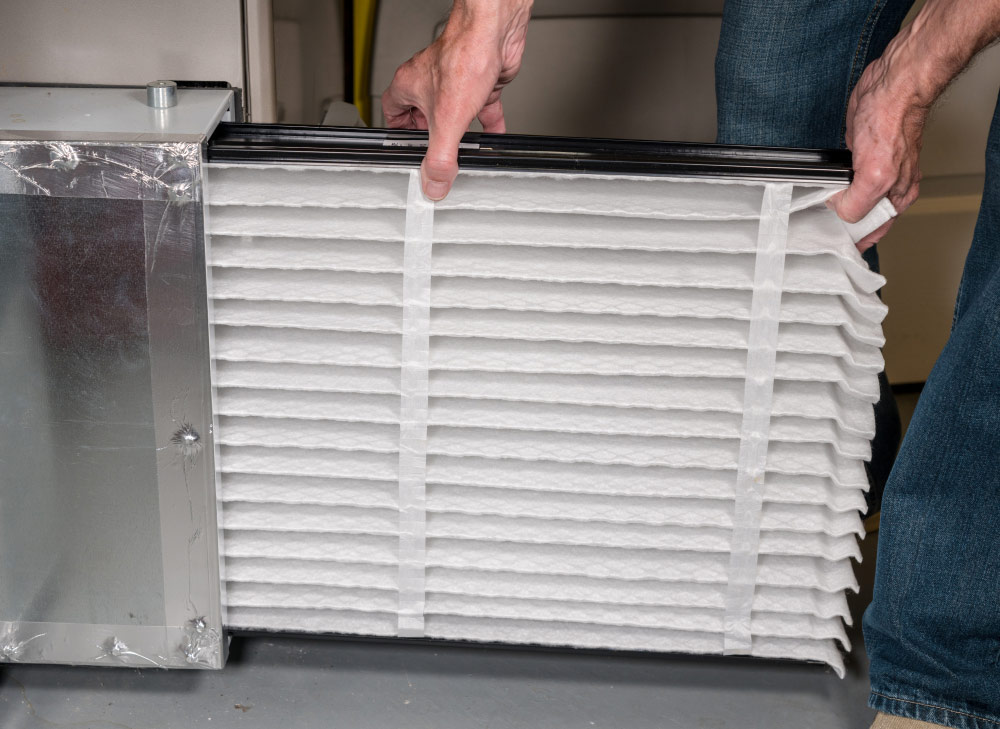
left=353, top=0, right=377, bottom=126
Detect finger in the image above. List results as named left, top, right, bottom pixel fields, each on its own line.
left=422, top=110, right=471, bottom=201
left=889, top=171, right=920, bottom=215
left=854, top=219, right=894, bottom=252
left=411, top=107, right=429, bottom=130
left=382, top=61, right=426, bottom=127
left=477, top=98, right=506, bottom=134
left=385, top=107, right=418, bottom=129
left=382, top=85, right=414, bottom=127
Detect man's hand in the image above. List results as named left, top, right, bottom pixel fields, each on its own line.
left=828, top=0, right=1000, bottom=251
left=382, top=0, right=533, bottom=200
left=828, top=54, right=929, bottom=252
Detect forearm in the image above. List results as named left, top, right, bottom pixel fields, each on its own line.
left=881, top=0, right=1000, bottom=109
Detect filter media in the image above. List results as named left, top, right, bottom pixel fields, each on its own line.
left=205, top=160, right=889, bottom=677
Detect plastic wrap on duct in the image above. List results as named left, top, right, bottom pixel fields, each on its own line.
left=0, top=140, right=201, bottom=200
left=0, top=140, right=225, bottom=669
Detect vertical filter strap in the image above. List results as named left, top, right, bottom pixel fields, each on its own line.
left=397, top=170, right=434, bottom=637
left=723, top=182, right=793, bottom=655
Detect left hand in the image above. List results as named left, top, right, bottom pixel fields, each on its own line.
left=381, top=0, right=532, bottom=200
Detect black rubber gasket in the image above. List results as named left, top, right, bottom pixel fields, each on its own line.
left=207, top=123, right=852, bottom=182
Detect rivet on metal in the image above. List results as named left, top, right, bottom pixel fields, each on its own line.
left=170, top=423, right=202, bottom=459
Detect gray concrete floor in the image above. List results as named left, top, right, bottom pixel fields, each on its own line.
left=1, top=628, right=875, bottom=729
left=0, top=521, right=885, bottom=729
left=0, top=392, right=921, bottom=729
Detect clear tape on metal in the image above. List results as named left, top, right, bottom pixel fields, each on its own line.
left=0, top=620, right=224, bottom=669
left=0, top=141, right=201, bottom=201
left=397, top=170, right=434, bottom=637
left=724, top=182, right=793, bottom=655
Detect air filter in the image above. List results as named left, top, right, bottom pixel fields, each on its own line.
left=204, top=127, right=892, bottom=677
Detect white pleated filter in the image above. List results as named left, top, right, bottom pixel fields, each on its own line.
left=205, top=162, right=889, bottom=678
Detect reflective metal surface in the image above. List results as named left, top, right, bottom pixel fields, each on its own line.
left=0, top=140, right=224, bottom=668
left=147, top=80, right=178, bottom=109
left=0, top=193, right=165, bottom=626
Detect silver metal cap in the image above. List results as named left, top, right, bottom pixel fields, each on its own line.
left=146, top=80, right=178, bottom=109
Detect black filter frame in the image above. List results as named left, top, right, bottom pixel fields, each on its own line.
left=207, top=123, right=853, bottom=183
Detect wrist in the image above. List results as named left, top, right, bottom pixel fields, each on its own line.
left=878, top=22, right=943, bottom=111
left=446, top=0, right=533, bottom=39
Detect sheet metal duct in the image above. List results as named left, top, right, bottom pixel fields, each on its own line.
left=0, top=86, right=234, bottom=669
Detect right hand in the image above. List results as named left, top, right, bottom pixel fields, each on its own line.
left=381, top=0, right=533, bottom=200
left=827, top=48, right=930, bottom=252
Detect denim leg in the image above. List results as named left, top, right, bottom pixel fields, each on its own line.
left=716, top=0, right=915, bottom=148
left=863, top=93, right=1000, bottom=729
left=715, top=0, right=913, bottom=512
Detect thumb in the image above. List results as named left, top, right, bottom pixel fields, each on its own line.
left=422, top=114, right=469, bottom=201
left=828, top=177, right=881, bottom=224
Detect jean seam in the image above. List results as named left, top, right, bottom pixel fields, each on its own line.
left=842, top=0, right=887, bottom=143
left=952, top=273, right=969, bottom=332
left=872, top=690, right=1000, bottom=728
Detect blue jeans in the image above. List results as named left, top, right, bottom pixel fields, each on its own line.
left=717, top=2, right=1000, bottom=727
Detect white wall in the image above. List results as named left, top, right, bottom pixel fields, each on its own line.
left=0, top=0, right=283, bottom=122
left=273, top=0, right=345, bottom=124
left=369, top=0, right=721, bottom=140
left=0, top=1, right=244, bottom=90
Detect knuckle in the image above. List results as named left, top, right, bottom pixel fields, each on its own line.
left=423, top=154, right=457, bottom=179
left=862, top=164, right=890, bottom=188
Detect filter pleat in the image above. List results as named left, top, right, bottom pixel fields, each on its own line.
left=214, top=388, right=870, bottom=458
left=206, top=163, right=883, bottom=675
left=223, top=559, right=853, bottom=621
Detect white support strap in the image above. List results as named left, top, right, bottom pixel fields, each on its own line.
left=397, top=170, right=434, bottom=637
left=724, top=182, right=793, bottom=655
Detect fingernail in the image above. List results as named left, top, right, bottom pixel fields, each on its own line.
left=423, top=180, right=448, bottom=201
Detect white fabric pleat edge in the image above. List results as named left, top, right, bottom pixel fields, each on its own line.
left=206, top=161, right=843, bottom=193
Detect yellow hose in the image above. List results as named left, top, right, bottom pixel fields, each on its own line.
left=353, top=0, right=377, bottom=126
